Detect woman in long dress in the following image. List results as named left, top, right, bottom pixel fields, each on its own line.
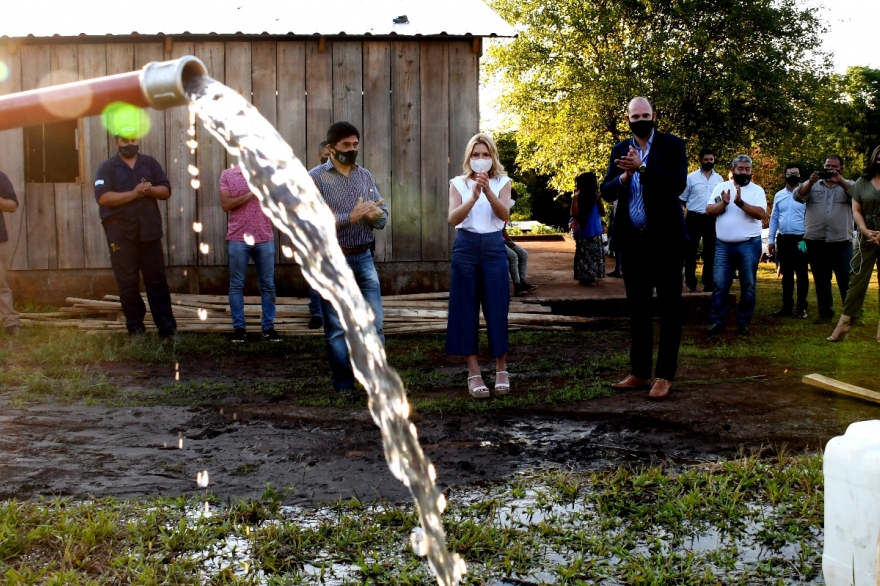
left=571, top=172, right=606, bottom=285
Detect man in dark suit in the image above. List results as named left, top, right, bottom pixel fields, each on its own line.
left=601, top=97, right=688, bottom=399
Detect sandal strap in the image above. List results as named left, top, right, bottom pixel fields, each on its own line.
left=468, top=375, right=483, bottom=380
left=495, top=371, right=508, bottom=375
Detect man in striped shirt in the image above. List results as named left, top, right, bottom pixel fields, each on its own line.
left=308, top=122, right=388, bottom=397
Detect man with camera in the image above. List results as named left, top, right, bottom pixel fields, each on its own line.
left=680, top=148, right=724, bottom=292
left=0, top=170, right=21, bottom=336
left=768, top=164, right=809, bottom=319
left=794, top=155, right=854, bottom=324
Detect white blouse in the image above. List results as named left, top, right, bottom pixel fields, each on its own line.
left=451, top=175, right=511, bottom=234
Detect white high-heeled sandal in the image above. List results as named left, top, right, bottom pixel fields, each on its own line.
left=468, top=375, right=490, bottom=399
left=493, top=371, right=510, bottom=395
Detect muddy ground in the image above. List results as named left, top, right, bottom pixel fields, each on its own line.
left=1, top=330, right=877, bottom=505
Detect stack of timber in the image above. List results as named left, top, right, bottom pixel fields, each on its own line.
left=19, top=293, right=594, bottom=335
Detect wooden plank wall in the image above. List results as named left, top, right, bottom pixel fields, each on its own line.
left=0, top=44, right=27, bottom=270
left=3, top=38, right=479, bottom=271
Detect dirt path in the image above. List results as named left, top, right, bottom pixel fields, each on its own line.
left=1, top=369, right=875, bottom=504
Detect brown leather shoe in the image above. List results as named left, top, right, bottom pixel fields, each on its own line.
left=611, top=375, right=651, bottom=390
left=648, top=378, right=671, bottom=399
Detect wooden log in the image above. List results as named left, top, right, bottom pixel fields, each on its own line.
left=802, top=374, right=880, bottom=405
left=20, top=318, right=84, bottom=328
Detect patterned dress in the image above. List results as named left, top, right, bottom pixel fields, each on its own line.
left=573, top=199, right=605, bottom=282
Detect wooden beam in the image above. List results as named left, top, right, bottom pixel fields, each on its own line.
left=802, top=373, right=880, bottom=405
left=164, top=36, right=173, bottom=54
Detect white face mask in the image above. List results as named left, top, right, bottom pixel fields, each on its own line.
left=470, top=158, right=492, bottom=174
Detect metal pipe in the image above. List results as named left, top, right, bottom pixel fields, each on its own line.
left=0, top=56, right=207, bottom=131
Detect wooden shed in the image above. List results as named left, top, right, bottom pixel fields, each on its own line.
left=0, top=0, right=515, bottom=304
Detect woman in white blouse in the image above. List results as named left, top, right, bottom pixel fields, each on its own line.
left=446, top=133, right=512, bottom=399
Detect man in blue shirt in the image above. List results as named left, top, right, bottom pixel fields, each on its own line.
left=679, top=148, right=724, bottom=292
left=94, top=127, right=177, bottom=338
left=768, top=164, right=809, bottom=318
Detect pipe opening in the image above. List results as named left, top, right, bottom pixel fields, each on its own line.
left=141, top=56, right=208, bottom=111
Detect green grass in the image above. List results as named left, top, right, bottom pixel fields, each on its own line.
left=2, top=263, right=878, bottom=412
left=0, top=451, right=825, bottom=584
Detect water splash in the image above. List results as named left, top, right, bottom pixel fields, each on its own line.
left=186, top=76, right=466, bottom=585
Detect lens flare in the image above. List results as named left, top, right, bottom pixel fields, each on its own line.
left=101, top=102, right=151, bottom=138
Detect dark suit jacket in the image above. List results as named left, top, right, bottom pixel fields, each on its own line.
left=601, top=131, right=688, bottom=252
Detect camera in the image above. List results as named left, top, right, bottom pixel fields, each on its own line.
left=816, top=170, right=833, bottom=180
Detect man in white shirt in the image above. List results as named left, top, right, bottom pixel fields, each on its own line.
left=768, top=164, right=809, bottom=319
left=680, top=148, right=724, bottom=292
left=705, top=155, right=768, bottom=335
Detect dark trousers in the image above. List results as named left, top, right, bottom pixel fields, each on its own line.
left=805, top=239, right=853, bottom=319
left=105, top=230, right=177, bottom=336
left=684, top=212, right=716, bottom=290
left=776, top=234, right=809, bottom=313
left=446, top=229, right=510, bottom=358
left=622, top=235, right=684, bottom=380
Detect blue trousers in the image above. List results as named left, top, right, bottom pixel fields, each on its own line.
left=228, top=240, right=276, bottom=330
left=446, top=229, right=509, bottom=358
left=711, top=236, right=762, bottom=326
left=319, top=250, right=384, bottom=390
left=308, top=287, right=323, bottom=319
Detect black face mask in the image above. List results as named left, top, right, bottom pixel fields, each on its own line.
left=628, top=119, right=655, bottom=139
left=733, top=173, right=752, bottom=187
left=700, top=162, right=714, bottom=172
left=118, top=144, right=139, bottom=158
left=870, top=163, right=880, bottom=176
left=785, top=175, right=801, bottom=186
left=333, top=149, right=358, bottom=167
left=319, top=156, right=328, bottom=165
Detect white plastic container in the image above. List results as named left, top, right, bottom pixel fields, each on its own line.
left=824, top=420, right=880, bottom=586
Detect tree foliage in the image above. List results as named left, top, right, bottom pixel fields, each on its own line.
left=800, top=66, right=880, bottom=177
left=486, top=0, right=831, bottom=190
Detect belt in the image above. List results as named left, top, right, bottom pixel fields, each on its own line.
left=341, top=244, right=371, bottom=255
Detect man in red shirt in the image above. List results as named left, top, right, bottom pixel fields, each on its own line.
left=220, top=163, right=280, bottom=342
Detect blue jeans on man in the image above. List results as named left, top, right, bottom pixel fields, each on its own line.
left=711, top=236, right=762, bottom=326
left=228, top=240, right=276, bottom=331
left=319, top=250, right=384, bottom=391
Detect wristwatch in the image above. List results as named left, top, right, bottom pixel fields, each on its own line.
left=638, top=163, right=647, bottom=173
left=735, top=198, right=745, bottom=208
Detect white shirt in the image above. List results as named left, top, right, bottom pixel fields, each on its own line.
left=709, top=180, right=767, bottom=243
left=452, top=175, right=511, bottom=234
left=680, top=168, right=724, bottom=213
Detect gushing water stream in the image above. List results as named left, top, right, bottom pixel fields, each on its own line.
left=185, top=76, right=466, bottom=585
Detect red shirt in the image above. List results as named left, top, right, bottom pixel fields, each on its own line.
left=220, top=166, right=274, bottom=243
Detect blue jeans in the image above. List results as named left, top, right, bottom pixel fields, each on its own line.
left=711, top=236, right=762, bottom=326
left=319, top=250, right=384, bottom=390
left=446, top=230, right=510, bottom=358
left=308, top=287, right=323, bottom=318
left=228, top=240, right=276, bottom=330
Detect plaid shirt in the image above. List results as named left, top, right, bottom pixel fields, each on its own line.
left=309, top=161, right=388, bottom=248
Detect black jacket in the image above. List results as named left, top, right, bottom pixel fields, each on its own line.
left=601, top=131, right=688, bottom=251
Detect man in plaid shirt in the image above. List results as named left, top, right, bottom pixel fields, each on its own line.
left=309, top=122, right=388, bottom=397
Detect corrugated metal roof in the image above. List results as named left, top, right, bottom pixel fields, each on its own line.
left=1, top=0, right=516, bottom=38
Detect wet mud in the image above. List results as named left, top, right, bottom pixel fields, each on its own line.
left=1, top=347, right=877, bottom=504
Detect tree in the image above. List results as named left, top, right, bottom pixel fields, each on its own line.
left=800, top=67, right=880, bottom=178
left=486, top=0, right=830, bottom=191
left=496, top=131, right=569, bottom=227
